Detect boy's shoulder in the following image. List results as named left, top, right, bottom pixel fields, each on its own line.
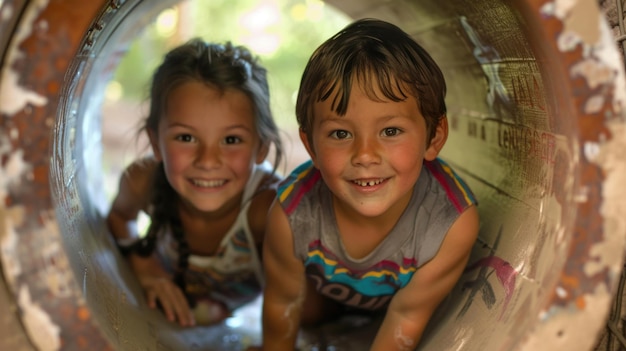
left=423, top=157, right=477, bottom=213
left=277, top=159, right=322, bottom=215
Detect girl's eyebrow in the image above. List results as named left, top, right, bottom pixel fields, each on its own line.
left=224, top=124, right=253, bottom=133
left=166, top=122, right=194, bottom=129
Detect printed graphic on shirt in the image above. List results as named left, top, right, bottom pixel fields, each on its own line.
left=304, top=240, right=417, bottom=310
left=180, top=229, right=262, bottom=309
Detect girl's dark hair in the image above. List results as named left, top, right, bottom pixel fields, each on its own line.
left=296, top=18, right=447, bottom=147
left=128, top=38, right=283, bottom=306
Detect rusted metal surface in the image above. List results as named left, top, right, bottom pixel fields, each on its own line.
left=0, top=0, right=112, bottom=350
left=1, top=0, right=625, bottom=350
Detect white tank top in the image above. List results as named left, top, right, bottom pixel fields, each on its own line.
left=156, top=161, right=273, bottom=311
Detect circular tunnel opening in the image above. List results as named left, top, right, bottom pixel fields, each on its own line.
left=1, top=0, right=626, bottom=350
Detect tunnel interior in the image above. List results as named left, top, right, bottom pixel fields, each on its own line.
left=1, top=0, right=626, bottom=350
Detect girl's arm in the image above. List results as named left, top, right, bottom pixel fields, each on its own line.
left=106, top=159, right=154, bottom=242
left=260, top=199, right=307, bottom=350
left=371, top=206, right=479, bottom=351
left=106, top=159, right=196, bottom=327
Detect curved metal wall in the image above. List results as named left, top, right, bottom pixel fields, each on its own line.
left=1, top=0, right=625, bottom=350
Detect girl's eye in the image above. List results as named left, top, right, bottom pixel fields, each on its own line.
left=224, top=136, right=242, bottom=144
left=176, top=134, right=194, bottom=142
left=329, top=130, right=351, bottom=139
left=382, top=127, right=401, bottom=137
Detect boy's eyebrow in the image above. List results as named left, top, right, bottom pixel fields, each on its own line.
left=316, top=113, right=344, bottom=124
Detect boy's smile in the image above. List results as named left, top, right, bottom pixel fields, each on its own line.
left=301, top=82, right=442, bottom=223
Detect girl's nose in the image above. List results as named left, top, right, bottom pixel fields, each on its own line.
left=351, top=136, right=381, bottom=167
left=194, top=143, right=222, bottom=169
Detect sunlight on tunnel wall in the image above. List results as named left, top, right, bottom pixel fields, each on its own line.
left=0, top=0, right=625, bottom=350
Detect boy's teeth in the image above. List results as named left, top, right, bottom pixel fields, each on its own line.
left=353, top=179, right=383, bottom=187
left=192, top=179, right=225, bottom=187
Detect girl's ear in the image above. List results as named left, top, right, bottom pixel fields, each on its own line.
left=424, top=117, right=449, bottom=161
left=299, top=128, right=318, bottom=166
left=148, top=129, right=163, bottom=162
left=255, top=142, right=270, bottom=164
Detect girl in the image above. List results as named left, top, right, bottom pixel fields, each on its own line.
left=106, top=38, right=284, bottom=327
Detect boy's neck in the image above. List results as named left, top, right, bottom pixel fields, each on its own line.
left=332, top=195, right=409, bottom=259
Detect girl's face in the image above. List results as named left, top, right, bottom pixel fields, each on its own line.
left=150, top=81, right=268, bottom=216
left=301, top=82, right=444, bottom=223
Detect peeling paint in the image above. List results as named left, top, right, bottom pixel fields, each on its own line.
left=590, top=121, right=626, bottom=276
left=540, top=0, right=600, bottom=51
left=0, top=206, right=24, bottom=287
left=583, top=94, right=605, bottom=114
left=39, top=211, right=74, bottom=298
left=596, top=16, right=626, bottom=115
left=521, top=287, right=612, bottom=351
left=18, top=286, right=60, bottom=351
left=0, top=0, right=49, bottom=115
left=571, top=58, right=616, bottom=89
left=542, top=0, right=626, bottom=115
left=0, top=148, right=32, bottom=193
left=0, top=2, right=13, bottom=22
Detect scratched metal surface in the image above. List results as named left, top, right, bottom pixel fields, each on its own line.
left=1, top=0, right=625, bottom=350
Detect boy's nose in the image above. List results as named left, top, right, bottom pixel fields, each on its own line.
left=351, top=137, right=381, bottom=166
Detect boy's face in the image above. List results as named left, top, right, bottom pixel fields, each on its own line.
left=300, top=83, right=444, bottom=220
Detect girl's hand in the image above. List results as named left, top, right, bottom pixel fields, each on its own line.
left=193, top=298, right=231, bottom=325
left=137, top=275, right=196, bottom=327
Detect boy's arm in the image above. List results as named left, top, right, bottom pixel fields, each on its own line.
left=261, top=199, right=307, bottom=351
left=371, top=206, right=479, bottom=351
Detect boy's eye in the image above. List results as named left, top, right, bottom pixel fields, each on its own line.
left=224, top=135, right=242, bottom=144
left=382, top=127, right=401, bottom=137
left=176, top=134, right=195, bottom=142
left=329, top=130, right=351, bottom=139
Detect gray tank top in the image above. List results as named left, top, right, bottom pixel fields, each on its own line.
left=277, top=158, right=476, bottom=310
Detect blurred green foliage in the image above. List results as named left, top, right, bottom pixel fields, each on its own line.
left=109, top=0, right=350, bottom=129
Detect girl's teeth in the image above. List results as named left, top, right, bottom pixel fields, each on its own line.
left=192, top=179, right=225, bottom=187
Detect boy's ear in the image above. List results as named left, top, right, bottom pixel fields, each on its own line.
left=424, top=117, right=449, bottom=161
left=299, top=128, right=317, bottom=166
left=148, top=129, right=163, bottom=162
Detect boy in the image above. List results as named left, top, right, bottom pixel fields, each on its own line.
left=261, top=18, right=479, bottom=350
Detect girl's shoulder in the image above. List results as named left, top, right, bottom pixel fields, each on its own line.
left=124, top=156, right=159, bottom=176
left=117, top=157, right=160, bottom=207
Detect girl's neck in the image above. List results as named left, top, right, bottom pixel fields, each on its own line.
left=176, top=195, right=243, bottom=256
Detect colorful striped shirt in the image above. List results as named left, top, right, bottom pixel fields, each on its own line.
left=278, top=158, right=476, bottom=310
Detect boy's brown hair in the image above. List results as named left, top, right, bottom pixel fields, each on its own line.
left=295, top=18, right=447, bottom=147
